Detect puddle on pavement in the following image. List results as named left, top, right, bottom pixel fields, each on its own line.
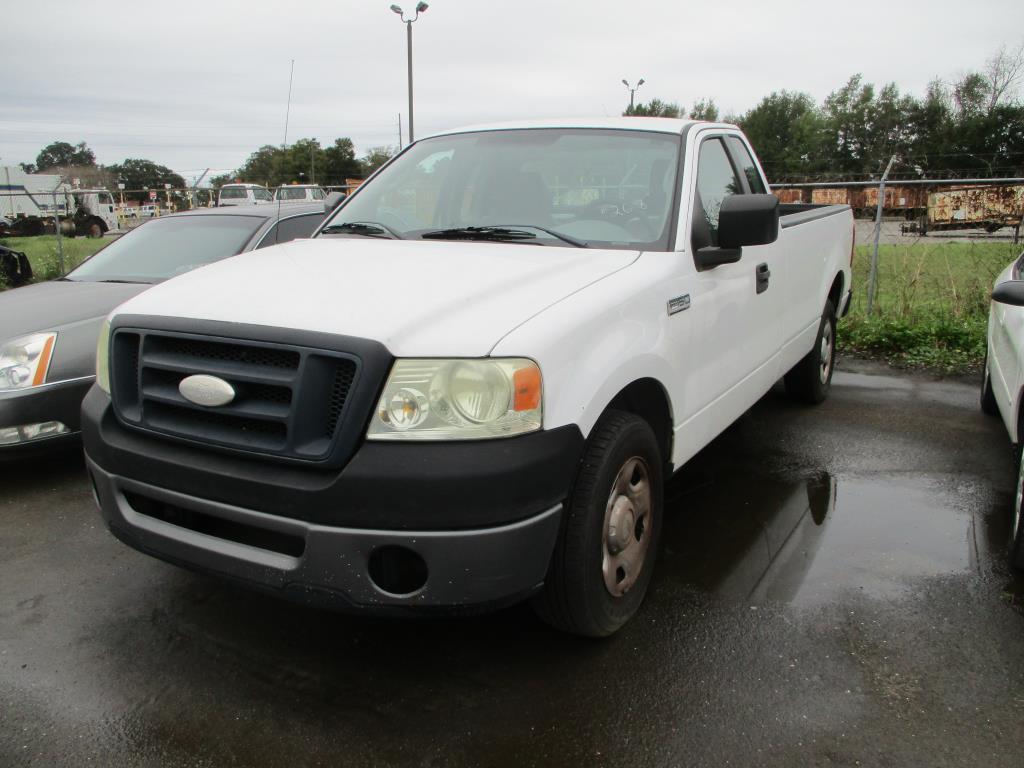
left=660, top=469, right=989, bottom=608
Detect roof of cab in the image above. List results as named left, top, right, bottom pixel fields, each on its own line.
left=421, top=117, right=739, bottom=140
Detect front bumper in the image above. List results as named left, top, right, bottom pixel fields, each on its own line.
left=83, top=385, right=583, bottom=610
left=88, top=455, right=562, bottom=611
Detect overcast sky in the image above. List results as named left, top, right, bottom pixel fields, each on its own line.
left=2, top=0, right=1022, bottom=184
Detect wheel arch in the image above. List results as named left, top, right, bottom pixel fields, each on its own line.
left=596, top=377, right=675, bottom=473
left=827, top=271, right=844, bottom=313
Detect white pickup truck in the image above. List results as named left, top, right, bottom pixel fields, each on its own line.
left=83, top=118, right=853, bottom=636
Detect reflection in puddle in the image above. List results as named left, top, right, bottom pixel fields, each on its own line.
left=661, top=471, right=979, bottom=608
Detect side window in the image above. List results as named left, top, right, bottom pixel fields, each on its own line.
left=695, top=138, right=741, bottom=246
left=253, top=188, right=273, bottom=202
left=256, top=214, right=324, bottom=249
left=726, top=136, right=767, bottom=194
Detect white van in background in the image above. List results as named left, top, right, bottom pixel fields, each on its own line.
left=273, top=184, right=327, bottom=203
left=217, top=183, right=273, bottom=206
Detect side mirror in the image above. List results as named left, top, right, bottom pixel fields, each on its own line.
left=718, top=193, right=779, bottom=249
left=323, top=191, right=346, bottom=213
left=992, top=280, right=1024, bottom=307
left=696, top=194, right=779, bottom=269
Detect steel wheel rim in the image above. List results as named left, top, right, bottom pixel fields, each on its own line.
left=601, top=456, right=653, bottom=597
left=819, top=321, right=834, bottom=384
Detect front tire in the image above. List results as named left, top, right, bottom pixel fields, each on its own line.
left=785, top=299, right=837, bottom=404
left=533, top=410, right=663, bottom=637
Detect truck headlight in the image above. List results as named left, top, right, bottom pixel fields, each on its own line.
left=0, top=332, right=57, bottom=392
left=95, top=319, right=111, bottom=394
left=367, top=358, right=542, bottom=440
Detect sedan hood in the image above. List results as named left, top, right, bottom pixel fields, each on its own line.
left=0, top=279, right=149, bottom=381
left=112, top=238, right=639, bottom=356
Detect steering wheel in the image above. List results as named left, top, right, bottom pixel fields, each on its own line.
left=580, top=199, right=657, bottom=241
left=376, top=207, right=416, bottom=231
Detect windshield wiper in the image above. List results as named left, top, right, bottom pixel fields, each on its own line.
left=420, top=225, right=587, bottom=248
left=319, top=221, right=402, bottom=239
left=97, top=278, right=148, bottom=284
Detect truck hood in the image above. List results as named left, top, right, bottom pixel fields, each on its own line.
left=111, top=238, right=640, bottom=356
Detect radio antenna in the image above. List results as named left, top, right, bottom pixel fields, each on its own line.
left=275, top=58, right=295, bottom=244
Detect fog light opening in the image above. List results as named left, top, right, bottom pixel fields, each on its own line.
left=0, top=421, right=69, bottom=445
left=367, top=545, right=428, bottom=596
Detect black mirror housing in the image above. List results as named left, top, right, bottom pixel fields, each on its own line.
left=718, top=194, right=779, bottom=249
left=992, top=280, right=1024, bottom=307
left=323, top=191, right=346, bottom=214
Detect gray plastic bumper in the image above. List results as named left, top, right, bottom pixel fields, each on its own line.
left=86, top=454, right=562, bottom=611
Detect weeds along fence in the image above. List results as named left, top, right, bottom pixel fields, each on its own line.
left=840, top=233, right=1022, bottom=371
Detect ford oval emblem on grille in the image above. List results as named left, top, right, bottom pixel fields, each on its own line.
left=179, top=374, right=236, bottom=407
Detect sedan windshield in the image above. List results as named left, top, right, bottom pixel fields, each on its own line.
left=67, top=215, right=264, bottom=283
left=320, top=128, right=680, bottom=250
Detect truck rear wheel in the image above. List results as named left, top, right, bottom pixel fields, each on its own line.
left=785, top=299, right=836, bottom=405
left=533, top=410, right=663, bottom=637
left=86, top=219, right=105, bottom=238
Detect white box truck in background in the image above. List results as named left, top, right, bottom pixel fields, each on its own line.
left=1, top=166, right=118, bottom=237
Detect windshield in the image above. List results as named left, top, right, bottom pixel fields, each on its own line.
left=320, top=129, right=680, bottom=250
left=67, top=215, right=264, bottom=283
left=220, top=188, right=248, bottom=199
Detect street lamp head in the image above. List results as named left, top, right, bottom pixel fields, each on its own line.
left=622, top=79, right=629, bottom=87
left=390, top=4, right=403, bottom=14
left=416, top=1, right=428, bottom=11
left=638, top=78, right=645, bottom=86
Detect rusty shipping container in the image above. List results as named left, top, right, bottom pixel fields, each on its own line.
left=810, top=187, right=866, bottom=209
left=773, top=188, right=805, bottom=204
left=863, top=185, right=928, bottom=211
left=928, top=185, right=1024, bottom=231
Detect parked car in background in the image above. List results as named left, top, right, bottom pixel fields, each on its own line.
left=218, top=183, right=273, bottom=206
left=0, top=203, right=329, bottom=455
left=274, top=184, right=326, bottom=203
left=981, top=251, right=1024, bottom=569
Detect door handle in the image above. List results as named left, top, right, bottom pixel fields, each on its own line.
left=756, top=262, right=770, bottom=294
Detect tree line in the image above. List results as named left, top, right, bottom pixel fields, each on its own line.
left=17, top=138, right=395, bottom=202
left=208, top=139, right=395, bottom=189
left=625, top=43, right=1024, bottom=182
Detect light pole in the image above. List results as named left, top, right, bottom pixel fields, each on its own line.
left=391, top=2, right=429, bottom=143
left=622, top=78, right=645, bottom=111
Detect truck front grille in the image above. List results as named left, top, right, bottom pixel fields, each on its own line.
left=110, top=329, right=361, bottom=463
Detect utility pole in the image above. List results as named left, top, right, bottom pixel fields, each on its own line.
left=867, top=154, right=897, bottom=316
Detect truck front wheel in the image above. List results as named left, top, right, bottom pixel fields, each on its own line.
left=785, top=299, right=836, bottom=404
left=533, top=410, right=663, bottom=637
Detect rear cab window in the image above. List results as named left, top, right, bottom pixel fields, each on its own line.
left=725, top=136, right=767, bottom=194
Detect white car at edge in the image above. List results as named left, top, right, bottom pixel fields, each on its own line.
left=981, top=251, right=1024, bottom=570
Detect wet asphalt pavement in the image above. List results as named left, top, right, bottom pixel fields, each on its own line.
left=2, top=359, right=1023, bottom=767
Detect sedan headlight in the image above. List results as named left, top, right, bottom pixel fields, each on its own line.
left=367, top=358, right=542, bottom=440
left=0, top=332, right=57, bottom=392
left=95, top=319, right=111, bottom=394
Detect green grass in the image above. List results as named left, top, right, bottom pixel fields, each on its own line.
left=838, top=241, right=1021, bottom=374
left=0, top=235, right=108, bottom=288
